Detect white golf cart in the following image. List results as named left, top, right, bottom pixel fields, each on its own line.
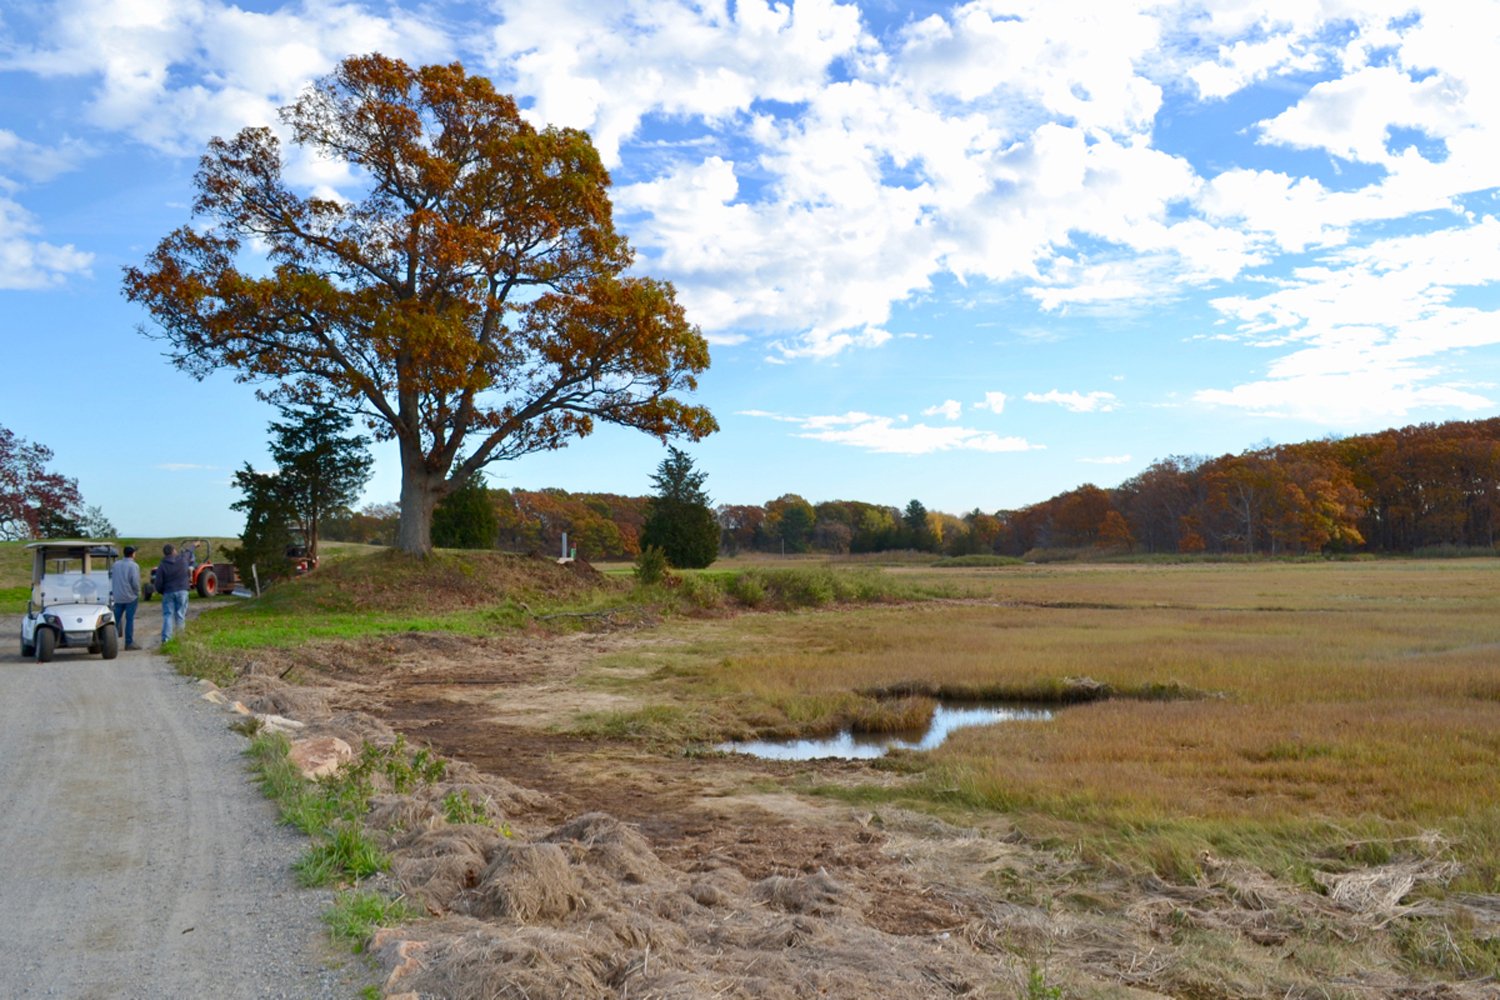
left=19, top=541, right=121, bottom=662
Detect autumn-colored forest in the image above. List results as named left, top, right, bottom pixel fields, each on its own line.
left=324, top=417, right=1500, bottom=560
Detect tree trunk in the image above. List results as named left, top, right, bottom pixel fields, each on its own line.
left=396, top=447, right=439, bottom=555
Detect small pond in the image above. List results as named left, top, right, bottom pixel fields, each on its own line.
left=718, top=702, right=1054, bottom=761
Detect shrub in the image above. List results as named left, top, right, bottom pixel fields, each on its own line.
left=725, top=571, right=766, bottom=607
left=675, top=572, right=724, bottom=609
left=634, top=545, right=669, bottom=586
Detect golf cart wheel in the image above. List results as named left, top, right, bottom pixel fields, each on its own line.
left=197, top=569, right=217, bottom=598
left=20, top=635, right=34, bottom=658
left=35, top=628, right=55, bottom=663
left=100, top=624, right=119, bottom=660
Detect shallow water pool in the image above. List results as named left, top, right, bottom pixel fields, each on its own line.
left=718, top=702, right=1054, bottom=761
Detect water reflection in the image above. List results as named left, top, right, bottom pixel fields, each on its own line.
left=719, top=702, right=1054, bottom=761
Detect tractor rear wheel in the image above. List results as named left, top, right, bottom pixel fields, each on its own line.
left=36, top=628, right=55, bottom=663
left=197, top=569, right=217, bottom=598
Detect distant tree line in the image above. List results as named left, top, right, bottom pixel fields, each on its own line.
left=323, top=418, right=1500, bottom=559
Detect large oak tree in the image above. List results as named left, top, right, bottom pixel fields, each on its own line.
left=125, top=54, right=716, bottom=554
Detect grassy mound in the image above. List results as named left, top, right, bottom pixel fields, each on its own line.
left=254, top=549, right=615, bottom=616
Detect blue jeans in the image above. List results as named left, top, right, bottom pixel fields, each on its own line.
left=114, top=600, right=138, bottom=646
left=160, top=590, right=189, bottom=643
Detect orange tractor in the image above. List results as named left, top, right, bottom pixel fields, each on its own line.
left=142, top=539, right=238, bottom=599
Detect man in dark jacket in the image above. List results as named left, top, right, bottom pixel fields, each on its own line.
left=157, top=543, right=192, bottom=644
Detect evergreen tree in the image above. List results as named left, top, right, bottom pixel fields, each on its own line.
left=267, top=405, right=373, bottom=562
left=641, top=447, right=719, bottom=568
left=902, top=498, right=934, bottom=550
left=432, top=473, right=498, bottom=549
left=228, top=466, right=296, bottom=584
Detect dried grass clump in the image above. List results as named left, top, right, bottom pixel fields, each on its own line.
left=229, top=674, right=330, bottom=719
left=753, top=870, right=855, bottom=917
left=391, top=825, right=503, bottom=913
left=312, top=710, right=398, bottom=749
left=385, top=919, right=612, bottom=1000
left=544, top=812, right=666, bottom=884
left=367, top=792, right=444, bottom=837
left=470, top=842, right=588, bottom=922
left=688, top=866, right=751, bottom=907
left=366, top=773, right=544, bottom=841
left=1313, top=857, right=1460, bottom=917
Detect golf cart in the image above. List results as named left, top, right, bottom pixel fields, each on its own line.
left=19, top=541, right=120, bottom=662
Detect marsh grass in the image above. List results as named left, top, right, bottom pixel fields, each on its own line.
left=589, top=560, right=1500, bottom=887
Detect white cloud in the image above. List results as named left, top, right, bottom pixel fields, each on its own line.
left=923, top=399, right=962, bottom=420
left=1259, top=64, right=1465, bottom=167
left=1195, top=369, right=1492, bottom=425
left=0, top=194, right=92, bottom=289
left=0, top=130, right=90, bottom=183
left=1024, top=390, right=1119, bottom=413
left=5, top=0, right=451, bottom=156
left=974, top=391, right=1007, bottom=413
left=487, top=0, right=867, bottom=166
left=588, top=1, right=1267, bottom=352
left=1198, top=216, right=1500, bottom=423
left=743, top=409, right=1041, bottom=456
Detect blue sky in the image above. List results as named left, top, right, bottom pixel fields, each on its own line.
left=3, top=0, right=1498, bottom=537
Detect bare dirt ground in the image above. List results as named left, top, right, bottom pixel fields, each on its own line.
left=237, top=624, right=1500, bottom=1000
left=0, top=601, right=371, bottom=999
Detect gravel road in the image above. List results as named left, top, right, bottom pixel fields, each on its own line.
left=0, top=602, right=369, bottom=999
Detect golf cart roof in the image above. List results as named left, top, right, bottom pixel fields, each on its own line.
left=26, top=541, right=119, bottom=556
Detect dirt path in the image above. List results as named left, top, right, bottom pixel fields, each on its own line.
left=0, top=605, right=365, bottom=999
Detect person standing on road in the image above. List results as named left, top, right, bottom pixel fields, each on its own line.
left=157, top=543, right=191, bottom=644
left=109, top=545, right=142, bottom=650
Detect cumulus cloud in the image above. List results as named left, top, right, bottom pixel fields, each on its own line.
left=974, top=391, right=1007, bottom=413
left=1024, top=390, right=1119, bottom=413
left=742, top=409, right=1041, bottom=455
left=4, top=0, right=451, bottom=156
